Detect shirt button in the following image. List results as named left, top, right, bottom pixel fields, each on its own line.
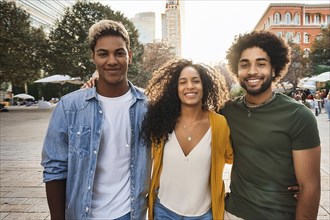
left=94, top=150, right=97, bottom=154
left=99, top=110, right=102, bottom=114
left=85, top=207, right=89, bottom=212
left=76, top=131, right=81, bottom=135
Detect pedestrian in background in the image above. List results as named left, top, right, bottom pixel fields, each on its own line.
left=223, top=31, right=321, bottom=220
left=41, top=20, right=150, bottom=220
left=325, top=91, right=330, bottom=121
left=142, top=58, right=233, bottom=219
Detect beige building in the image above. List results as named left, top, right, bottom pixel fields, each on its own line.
left=162, top=0, right=182, bottom=57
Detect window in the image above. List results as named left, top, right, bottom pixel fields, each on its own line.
left=285, top=32, right=293, bottom=42
left=303, top=48, right=310, bottom=57
left=285, top=12, right=291, bottom=24
left=274, top=12, right=281, bottom=24
left=315, top=14, right=321, bottom=24
left=276, top=32, right=283, bottom=37
left=305, top=14, right=310, bottom=24
left=304, top=33, right=310, bottom=43
left=269, top=16, right=273, bottom=25
left=295, top=33, right=301, bottom=43
left=294, top=13, right=300, bottom=24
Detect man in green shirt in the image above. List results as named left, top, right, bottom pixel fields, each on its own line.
left=222, top=31, right=321, bottom=220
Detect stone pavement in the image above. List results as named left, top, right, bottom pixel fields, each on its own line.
left=0, top=106, right=329, bottom=219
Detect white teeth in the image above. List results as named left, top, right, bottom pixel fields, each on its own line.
left=248, top=79, right=260, bottom=83
left=185, top=93, right=196, bottom=97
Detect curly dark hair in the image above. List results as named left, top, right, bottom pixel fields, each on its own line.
left=141, top=58, right=229, bottom=145
left=226, top=31, right=291, bottom=81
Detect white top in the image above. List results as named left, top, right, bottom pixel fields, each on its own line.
left=158, top=128, right=212, bottom=216
left=90, top=90, right=133, bottom=219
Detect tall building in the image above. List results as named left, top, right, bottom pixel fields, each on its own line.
left=6, top=0, right=74, bottom=33
left=130, top=12, right=156, bottom=44
left=162, top=0, right=182, bottom=57
left=254, top=3, right=330, bottom=55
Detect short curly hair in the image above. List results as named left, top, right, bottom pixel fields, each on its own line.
left=226, top=31, right=291, bottom=81
left=88, top=19, right=130, bottom=52
left=141, top=58, right=229, bottom=145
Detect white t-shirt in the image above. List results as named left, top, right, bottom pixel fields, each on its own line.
left=158, top=128, right=212, bottom=216
left=90, top=90, right=133, bottom=219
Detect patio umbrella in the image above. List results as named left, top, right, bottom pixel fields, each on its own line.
left=34, top=74, right=83, bottom=85
left=13, top=93, right=35, bottom=100
left=308, top=72, right=330, bottom=82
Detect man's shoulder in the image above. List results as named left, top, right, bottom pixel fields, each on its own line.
left=61, top=88, right=89, bottom=101
left=130, top=84, right=147, bottom=103
left=59, top=88, right=95, bottom=110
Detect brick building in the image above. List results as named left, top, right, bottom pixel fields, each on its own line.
left=254, top=3, right=330, bottom=55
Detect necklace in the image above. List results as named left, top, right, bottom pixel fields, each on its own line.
left=243, top=92, right=277, bottom=117
left=183, top=125, right=192, bottom=141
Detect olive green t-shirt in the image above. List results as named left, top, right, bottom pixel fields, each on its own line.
left=222, top=92, right=320, bottom=220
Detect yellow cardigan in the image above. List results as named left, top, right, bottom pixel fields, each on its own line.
left=148, top=111, right=233, bottom=219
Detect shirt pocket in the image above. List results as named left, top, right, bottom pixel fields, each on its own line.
left=69, top=125, right=91, bottom=158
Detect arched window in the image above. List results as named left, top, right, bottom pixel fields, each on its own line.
left=304, top=33, right=310, bottom=43
left=315, top=14, right=321, bottom=24
left=295, top=33, right=301, bottom=43
left=285, top=12, right=291, bottom=24
left=286, top=32, right=293, bottom=41
left=274, top=12, right=281, bottom=24
left=305, top=14, right=310, bottom=24
left=294, top=13, right=300, bottom=24
left=304, top=48, right=310, bottom=57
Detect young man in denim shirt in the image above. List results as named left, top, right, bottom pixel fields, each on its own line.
left=41, top=20, right=150, bottom=220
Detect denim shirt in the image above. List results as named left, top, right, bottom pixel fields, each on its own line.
left=41, top=83, right=151, bottom=220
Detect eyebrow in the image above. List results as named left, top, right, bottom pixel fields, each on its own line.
left=178, top=76, right=200, bottom=80
left=239, top=58, right=268, bottom=62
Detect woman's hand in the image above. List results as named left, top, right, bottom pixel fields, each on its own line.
left=288, top=185, right=300, bottom=200
left=81, top=70, right=99, bottom=88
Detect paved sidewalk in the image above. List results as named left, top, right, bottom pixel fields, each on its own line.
left=0, top=106, right=329, bottom=219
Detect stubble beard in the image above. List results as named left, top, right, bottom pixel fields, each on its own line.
left=240, top=74, right=273, bottom=96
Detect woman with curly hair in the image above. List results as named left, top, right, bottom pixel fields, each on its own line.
left=141, top=58, right=233, bottom=220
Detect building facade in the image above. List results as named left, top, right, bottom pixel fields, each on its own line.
left=254, top=3, right=330, bottom=54
left=6, top=0, right=74, bottom=33
left=130, top=12, right=156, bottom=44
left=161, top=0, right=182, bottom=57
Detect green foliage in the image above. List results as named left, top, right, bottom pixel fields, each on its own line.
left=309, top=25, right=330, bottom=75
left=0, top=0, right=47, bottom=86
left=45, top=1, right=144, bottom=85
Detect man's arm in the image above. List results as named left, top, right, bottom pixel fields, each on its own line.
left=45, top=179, right=66, bottom=220
left=293, top=146, right=321, bottom=220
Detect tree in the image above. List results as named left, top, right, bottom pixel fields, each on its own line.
left=139, top=42, right=176, bottom=87
left=308, top=25, right=330, bottom=75
left=0, top=1, right=47, bottom=87
left=45, top=1, right=144, bottom=86
left=281, top=41, right=308, bottom=88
